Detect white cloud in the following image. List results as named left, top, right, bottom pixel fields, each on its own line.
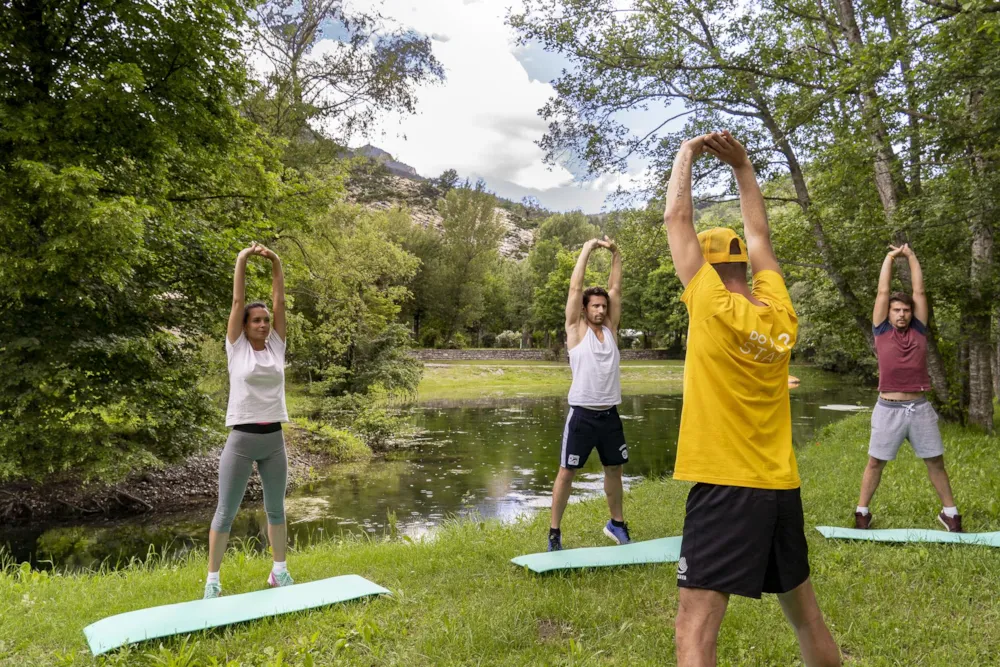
left=252, top=0, right=657, bottom=212
left=357, top=0, right=630, bottom=211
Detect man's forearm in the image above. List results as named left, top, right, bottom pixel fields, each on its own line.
left=570, top=244, right=593, bottom=290
left=664, top=147, right=695, bottom=229
left=609, top=250, right=622, bottom=292
left=877, top=255, right=894, bottom=293
left=908, top=255, right=924, bottom=295
left=734, top=164, right=769, bottom=241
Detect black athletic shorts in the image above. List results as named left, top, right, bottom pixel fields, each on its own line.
left=676, top=483, right=810, bottom=599
left=559, top=405, right=628, bottom=469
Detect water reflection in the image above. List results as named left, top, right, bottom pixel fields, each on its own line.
left=5, top=379, right=870, bottom=569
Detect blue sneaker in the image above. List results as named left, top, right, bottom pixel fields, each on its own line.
left=547, top=531, right=562, bottom=552
left=203, top=582, right=221, bottom=599
left=603, top=520, right=631, bottom=545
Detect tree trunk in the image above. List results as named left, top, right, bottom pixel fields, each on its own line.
left=832, top=0, right=957, bottom=410
left=993, top=312, right=1000, bottom=400
left=521, top=322, right=531, bottom=349
left=958, top=319, right=970, bottom=425
left=965, top=89, right=994, bottom=432
left=754, top=100, right=874, bottom=351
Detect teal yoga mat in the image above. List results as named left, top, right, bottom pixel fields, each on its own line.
left=84, top=574, right=389, bottom=656
left=817, top=526, right=1000, bottom=545
left=512, top=536, right=683, bottom=573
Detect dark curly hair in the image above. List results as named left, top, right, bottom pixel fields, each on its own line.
left=582, top=286, right=609, bottom=307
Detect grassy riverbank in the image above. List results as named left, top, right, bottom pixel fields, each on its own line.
left=415, top=360, right=839, bottom=402
left=416, top=360, right=686, bottom=401
left=2, top=412, right=999, bottom=666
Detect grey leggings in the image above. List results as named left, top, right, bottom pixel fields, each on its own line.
left=210, top=428, right=288, bottom=532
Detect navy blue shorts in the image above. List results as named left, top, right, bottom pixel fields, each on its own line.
left=559, top=405, right=628, bottom=469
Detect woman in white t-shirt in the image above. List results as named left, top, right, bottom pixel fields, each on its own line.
left=204, top=243, right=292, bottom=599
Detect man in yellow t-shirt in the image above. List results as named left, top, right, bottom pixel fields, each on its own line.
left=664, top=131, right=840, bottom=667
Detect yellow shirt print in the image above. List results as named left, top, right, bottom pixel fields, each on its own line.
left=673, top=263, right=800, bottom=490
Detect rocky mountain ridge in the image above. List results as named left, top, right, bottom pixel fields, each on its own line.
left=346, top=148, right=536, bottom=259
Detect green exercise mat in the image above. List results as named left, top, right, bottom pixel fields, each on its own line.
left=512, top=536, right=683, bottom=573
left=84, top=574, right=389, bottom=656
left=817, top=526, right=1000, bottom=545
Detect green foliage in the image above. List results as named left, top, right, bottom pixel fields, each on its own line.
left=495, top=330, right=521, bottom=349
left=311, top=386, right=406, bottom=452
left=511, top=0, right=1000, bottom=420
left=531, top=248, right=607, bottom=342
left=535, top=211, right=600, bottom=247
left=606, top=205, right=686, bottom=347
left=286, top=205, right=421, bottom=397
left=0, top=0, right=444, bottom=481
left=0, top=0, right=295, bottom=480
left=248, top=0, right=444, bottom=140
left=427, top=187, right=506, bottom=343
left=289, top=419, right=371, bottom=461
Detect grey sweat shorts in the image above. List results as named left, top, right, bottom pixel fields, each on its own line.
left=868, top=398, right=944, bottom=461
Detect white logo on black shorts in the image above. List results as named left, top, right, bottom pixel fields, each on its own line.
left=619, top=444, right=628, bottom=460
left=567, top=454, right=580, bottom=466
left=677, top=556, right=688, bottom=580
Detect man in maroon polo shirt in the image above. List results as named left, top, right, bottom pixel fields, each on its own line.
left=854, top=244, right=962, bottom=532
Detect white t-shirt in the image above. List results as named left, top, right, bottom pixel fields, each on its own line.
left=225, top=329, right=289, bottom=427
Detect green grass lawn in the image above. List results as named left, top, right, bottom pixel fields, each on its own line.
left=417, top=360, right=687, bottom=401
left=414, top=360, right=834, bottom=401
left=2, top=413, right=999, bottom=665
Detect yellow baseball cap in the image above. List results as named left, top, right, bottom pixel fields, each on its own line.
left=697, top=227, right=748, bottom=264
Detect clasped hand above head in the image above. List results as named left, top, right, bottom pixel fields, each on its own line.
left=887, top=243, right=914, bottom=259
left=587, top=235, right=618, bottom=252
left=240, top=241, right=278, bottom=262
left=682, top=130, right=751, bottom=170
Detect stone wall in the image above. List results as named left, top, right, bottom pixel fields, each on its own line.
left=410, top=348, right=678, bottom=362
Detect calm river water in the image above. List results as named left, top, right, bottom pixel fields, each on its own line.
left=3, top=373, right=870, bottom=569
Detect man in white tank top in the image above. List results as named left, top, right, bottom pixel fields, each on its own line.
left=547, top=236, right=629, bottom=552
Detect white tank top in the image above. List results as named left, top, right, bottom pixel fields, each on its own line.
left=567, top=326, right=622, bottom=409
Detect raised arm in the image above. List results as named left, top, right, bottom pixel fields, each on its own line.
left=705, top=131, right=780, bottom=276
left=255, top=244, right=286, bottom=342
left=566, top=239, right=598, bottom=330
left=902, top=244, right=928, bottom=324
left=664, top=137, right=707, bottom=287
left=873, top=246, right=903, bottom=325
left=227, top=245, right=255, bottom=344
left=602, top=237, right=623, bottom=332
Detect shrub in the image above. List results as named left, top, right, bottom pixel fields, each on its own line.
left=496, top=330, right=521, bottom=348
left=289, top=419, right=371, bottom=461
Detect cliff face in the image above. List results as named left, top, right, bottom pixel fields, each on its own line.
left=355, top=144, right=420, bottom=178
left=346, top=153, right=535, bottom=259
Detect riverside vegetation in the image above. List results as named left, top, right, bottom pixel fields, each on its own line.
left=2, top=412, right=998, bottom=666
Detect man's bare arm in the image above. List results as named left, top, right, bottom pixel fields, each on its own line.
left=603, top=237, right=623, bottom=332
left=902, top=245, right=928, bottom=324
left=705, top=131, right=780, bottom=276
left=664, top=138, right=707, bottom=287
left=566, top=239, right=598, bottom=330
left=873, top=246, right=903, bottom=325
